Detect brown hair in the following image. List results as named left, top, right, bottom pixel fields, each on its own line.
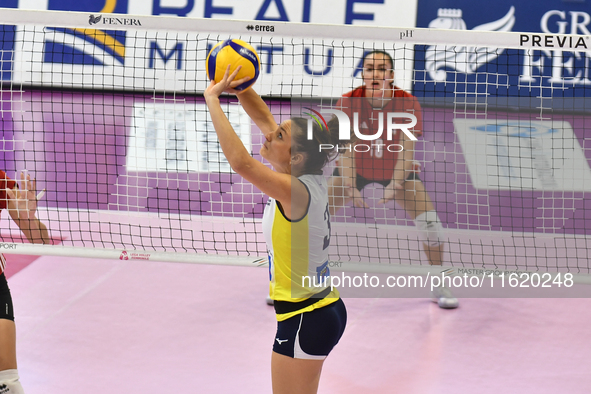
left=291, top=116, right=348, bottom=175
left=363, top=50, right=394, bottom=71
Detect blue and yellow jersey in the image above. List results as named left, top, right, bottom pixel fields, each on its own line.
left=262, top=174, right=340, bottom=321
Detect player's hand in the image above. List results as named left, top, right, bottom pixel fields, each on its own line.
left=345, top=183, right=369, bottom=209
left=223, top=77, right=252, bottom=95
left=378, top=180, right=403, bottom=205
left=204, top=65, right=251, bottom=99
left=5, top=172, right=42, bottom=222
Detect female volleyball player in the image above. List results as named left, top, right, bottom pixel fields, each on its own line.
left=1, top=170, right=50, bottom=393
left=329, top=50, right=458, bottom=309
left=204, top=66, right=347, bottom=394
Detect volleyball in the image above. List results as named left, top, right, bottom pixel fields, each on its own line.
left=206, top=39, right=261, bottom=91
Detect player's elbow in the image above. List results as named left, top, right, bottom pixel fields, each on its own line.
left=229, top=156, right=255, bottom=177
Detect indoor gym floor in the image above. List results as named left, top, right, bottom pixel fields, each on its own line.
left=4, top=254, right=591, bottom=394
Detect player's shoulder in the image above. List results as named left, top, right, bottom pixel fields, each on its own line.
left=337, top=86, right=364, bottom=110
left=393, top=86, right=421, bottom=112
left=393, top=86, right=415, bottom=99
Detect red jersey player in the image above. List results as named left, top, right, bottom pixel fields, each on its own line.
left=329, top=51, right=458, bottom=309
left=1, top=170, right=50, bottom=393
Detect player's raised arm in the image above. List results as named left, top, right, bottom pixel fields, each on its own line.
left=207, top=39, right=274, bottom=135
left=204, top=66, right=295, bottom=207
left=235, top=88, right=278, bottom=135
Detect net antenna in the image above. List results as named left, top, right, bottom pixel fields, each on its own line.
left=1, top=8, right=591, bottom=285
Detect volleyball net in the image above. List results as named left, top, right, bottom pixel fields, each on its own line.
left=1, top=9, right=590, bottom=283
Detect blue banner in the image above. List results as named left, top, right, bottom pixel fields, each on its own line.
left=0, top=0, right=17, bottom=81
left=414, top=1, right=591, bottom=99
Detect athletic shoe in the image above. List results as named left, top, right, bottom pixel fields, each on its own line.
left=432, top=285, right=459, bottom=309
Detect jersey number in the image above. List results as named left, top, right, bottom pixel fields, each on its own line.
left=370, top=138, right=384, bottom=158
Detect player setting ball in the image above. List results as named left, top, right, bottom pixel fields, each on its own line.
left=206, top=39, right=261, bottom=91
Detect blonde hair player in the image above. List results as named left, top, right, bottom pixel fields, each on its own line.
left=204, top=66, right=348, bottom=394
left=1, top=170, right=50, bottom=393
left=329, top=50, right=458, bottom=309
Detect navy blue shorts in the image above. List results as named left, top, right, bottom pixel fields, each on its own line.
left=273, top=298, right=346, bottom=359
left=0, top=273, right=14, bottom=321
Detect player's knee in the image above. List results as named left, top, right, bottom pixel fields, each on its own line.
left=415, top=210, right=444, bottom=247
left=0, top=369, right=25, bottom=394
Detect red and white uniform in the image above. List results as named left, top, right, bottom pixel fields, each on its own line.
left=337, top=85, right=423, bottom=181
left=0, top=170, right=16, bottom=274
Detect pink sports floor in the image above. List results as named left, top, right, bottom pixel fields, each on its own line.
left=5, top=255, right=591, bottom=394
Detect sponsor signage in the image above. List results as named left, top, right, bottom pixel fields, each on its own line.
left=454, top=118, right=591, bottom=191
left=0, top=0, right=418, bottom=94
left=0, top=0, right=18, bottom=81
left=8, top=21, right=414, bottom=96
left=126, top=102, right=252, bottom=173
left=119, top=250, right=151, bottom=260
left=415, top=0, right=591, bottom=97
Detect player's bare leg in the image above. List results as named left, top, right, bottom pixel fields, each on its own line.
left=0, top=320, right=17, bottom=370
left=423, top=243, right=443, bottom=266
left=271, top=352, right=324, bottom=394
left=395, top=180, right=458, bottom=309
left=0, top=319, right=24, bottom=393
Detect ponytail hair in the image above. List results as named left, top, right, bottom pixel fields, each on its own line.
left=291, top=116, right=352, bottom=175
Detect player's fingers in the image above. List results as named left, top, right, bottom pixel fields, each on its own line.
left=378, top=197, right=393, bottom=205
left=229, top=76, right=250, bottom=88
left=25, top=177, right=32, bottom=193
left=354, top=198, right=368, bottom=209
left=222, top=64, right=232, bottom=79
left=216, top=65, right=232, bottom=85
left=36, top=189, right=46, bottom=201
left=22, top=172, right=33, bottom=191
left=378, top=192, right=395, bottom=204
left=228, top=66, right=242, bottom=82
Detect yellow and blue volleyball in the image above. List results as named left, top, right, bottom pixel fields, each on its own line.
left=206, top=39, right=261, bottom=91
